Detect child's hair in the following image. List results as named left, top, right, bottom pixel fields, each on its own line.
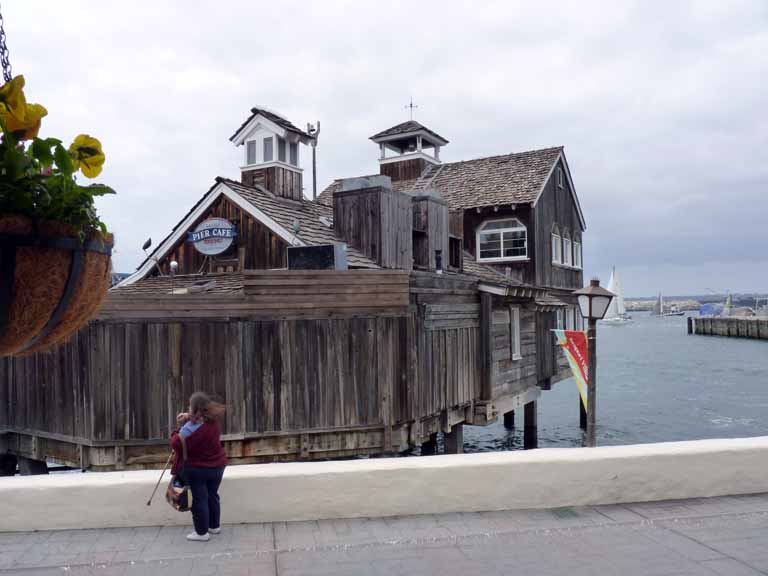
left=189, top=391, right=226, bottom=422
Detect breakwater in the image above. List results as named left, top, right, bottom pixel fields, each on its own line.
left=689, top=316, right=768, bottom=340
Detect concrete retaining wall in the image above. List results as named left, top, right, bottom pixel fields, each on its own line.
left=2, top=436, right=768, bottom=532
left=692, top=316, right=768, bottom=339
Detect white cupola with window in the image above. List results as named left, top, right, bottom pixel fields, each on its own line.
left=229, top=107, right=314, bottom=201
left=370, top=121, right=449, bottom=182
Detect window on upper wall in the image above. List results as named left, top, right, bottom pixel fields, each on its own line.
left=563, top=235, right=573, bottom=267
left=263, top=137, right=273, bottom=162
left=575, top=310, right=584, bottom=331
left=552, top=232, right=562, bottom=264
left=246, top=141, right=257, bottom=165
left=566, top=307, right=575, bottom=330
left=556, top=309, right=565, bottom=330
left=477, top=219, right=527, bottom=261
left=289, top=142, right=298, bottom=166
left=277, top=137, right=287, bottom=162
left=509, top=306, right=522, bottom=360
left=574, top=240, right=582, bottom=269
left=557, top=166, right=564, bottom=188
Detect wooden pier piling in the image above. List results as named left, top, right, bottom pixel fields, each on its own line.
left=689, top=317, right=768, bottom=340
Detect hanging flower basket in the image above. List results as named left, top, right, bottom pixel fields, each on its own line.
left=0, top=75, right=116, bottom=357
left=0, top=215, right=112, bottom=356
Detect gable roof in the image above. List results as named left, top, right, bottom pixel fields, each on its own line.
left=229, top=107, right=312, bottom=144
left=370, top=121, right=449, bottom=145
left=118, top=178, right=378, bottom=287
left=318, top=146, right=586, bottom=230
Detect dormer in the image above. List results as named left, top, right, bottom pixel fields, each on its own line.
left=370, top=121, right=448, bottom=182
left=230, top=107, right=314, bottom=201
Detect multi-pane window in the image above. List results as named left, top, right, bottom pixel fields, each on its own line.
left=263, top=137, right=273, bottom=162
left=556, top=309, right=565, bottom=329
left=563, top=236, right=573, bottom=266
left=509, top=306, right=521, bottom=360
left=552, top=233, right=562, bottom=264
left=566, top=307, right=576, bottom=330
left=277, top=137, right=287, bottom=162
left=477, top=219, right=527, bottom=261
left=574, top=241, right=582, bottom=269
left=289, top=142, right=298, bottom=166
left=246, top=141, right=257, bottom=165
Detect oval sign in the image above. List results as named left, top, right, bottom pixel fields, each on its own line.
left=187, top=218, right=238, bottom=256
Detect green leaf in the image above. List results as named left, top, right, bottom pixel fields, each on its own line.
left=30, top=138, right=55, bottom=167
left=54, top=144, right=74, bottom=176
left=83, top=183, right=116, bottom=196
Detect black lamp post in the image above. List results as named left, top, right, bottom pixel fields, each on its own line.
left=573, top=278, right=615, bottom=447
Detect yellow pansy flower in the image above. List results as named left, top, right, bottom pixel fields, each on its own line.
left=0, top=75, right=48, bottom=140
left=69, top=134, right=105, bottom=178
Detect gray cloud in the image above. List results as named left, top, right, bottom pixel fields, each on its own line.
left=6, top=0, right=767, bottom=295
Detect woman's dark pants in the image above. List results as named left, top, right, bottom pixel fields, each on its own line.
left=185, top=466, right=225, bottom=535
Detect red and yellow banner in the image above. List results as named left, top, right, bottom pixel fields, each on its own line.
left=554, top=330, right=589, bottom=409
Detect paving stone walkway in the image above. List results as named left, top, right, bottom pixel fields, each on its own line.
left=2, top=494, right=768, bottom=575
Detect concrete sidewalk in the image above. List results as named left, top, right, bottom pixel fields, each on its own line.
left=2, top=494, right=768, bottom=576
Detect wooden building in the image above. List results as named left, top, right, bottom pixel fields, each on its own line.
left=0, top=112, right=583, bottom=473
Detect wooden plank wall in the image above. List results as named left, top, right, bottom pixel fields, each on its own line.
left=536, top=310, right=556, bottom=382
left=242, top=166, right=302, bottom=201
left=490, top=304, right=538, bottom=398
left=0, top=315, right=407, bottom=443
left=333, top=186, right=413, bottom=270
left=156, top=195, right=287, bottom=276
left=412, top=197, right=450, bottom=271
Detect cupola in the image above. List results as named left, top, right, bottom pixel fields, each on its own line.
left=370, top=121, right=449, bottom=182
left=230, top=107, right=314, bottom=201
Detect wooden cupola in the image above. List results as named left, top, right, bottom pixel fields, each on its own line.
left=230, top=107, right=314, bottom=201
left=370, top=121, right=448, bottom=182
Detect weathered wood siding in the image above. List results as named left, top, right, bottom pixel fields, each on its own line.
left=536, top=310, right=556, bottom=382
left=333, top=186, right=413, bottom=270
left=491, top=303, right=538, bottom=399
left=534, top=159, right=584, bottom=290
left=413, top=196, right=450, bottom=271
left=155, top=195, right=287, bottom=276
left=380, top=157, right=430, bottom=182
left=241, top=165, right=302, bottom=201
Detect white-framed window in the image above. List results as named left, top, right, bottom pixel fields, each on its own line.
left=289, top=142, right=298, bottom=166
left=557, top=166, right=564, bottom=188
left=552, top=232, right=562, bottom=264
left=509, top=305, right=522, bottom=360
left=556, top=308, right=565, bottom=329
left=246, top=141, right=257, bottom=165
left=566, top=307, right=576, bottom=330
left=477, top=218, right=527, bottom=262
left=575, top=310, right=584, bottom=331
left=574, top=241, right=582, bottom=269
left=277, top=137, right=287, bottom=162
left=263, top=137, right=273, bottom=162
left=563, top=236, right=572, bottom=267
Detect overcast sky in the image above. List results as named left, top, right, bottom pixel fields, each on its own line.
left=7, top=1, right=767, bottom=296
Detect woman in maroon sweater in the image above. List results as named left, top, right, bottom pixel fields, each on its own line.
left=171, top=392, right=228, bottom=542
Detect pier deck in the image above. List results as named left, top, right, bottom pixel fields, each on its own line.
left=3, top=493, right=768, bottom=575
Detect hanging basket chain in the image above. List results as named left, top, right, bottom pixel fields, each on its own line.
left=0, top=4, right=12, bottom=83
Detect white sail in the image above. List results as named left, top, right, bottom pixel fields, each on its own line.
left=613, top=269, right=626, bottom=315
left=604, top=268, right=619, bottom=320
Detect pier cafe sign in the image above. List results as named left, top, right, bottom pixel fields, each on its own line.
left=187, top=218, right=238, bottom=256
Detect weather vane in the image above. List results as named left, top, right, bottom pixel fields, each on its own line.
left=404, top=97, right=418, bottom=120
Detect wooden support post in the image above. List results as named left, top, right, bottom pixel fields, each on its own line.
left=0, top=453, right=17, bottom=476
left=503, top=410, right=515, bottom=430
left=480, top=292, right=493, bottom=401
left=579, top=399, right=587, bottom=430
left=18, top=456, right=49, bottom=476
left=687, top=316, right=693, bottom=335
left=421, top=434, right=438, bottom=456
left=444, top=425, right=463, bottom=454
left=523, top=401, right=538, bottom=450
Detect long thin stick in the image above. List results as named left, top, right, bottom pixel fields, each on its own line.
left=146, top=452, right=174, bottom=506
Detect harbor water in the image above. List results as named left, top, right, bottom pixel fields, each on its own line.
left=465, top=311, right=768, bottom=451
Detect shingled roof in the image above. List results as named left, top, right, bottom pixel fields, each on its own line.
left=230, top=107, right=312, bottom=143
left=111, top=273, right=244, bottom=296
left=318, top=146, right=565, bottom=211
left=370, top=121, right=449, bottom=145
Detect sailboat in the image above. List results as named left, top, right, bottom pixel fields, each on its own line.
left=653, top=292, right=684, bottom=317
left=602, top=267, right=632, bottom=324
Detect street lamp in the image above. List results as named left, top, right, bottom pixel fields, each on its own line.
left=573, top=278, right=615, bottom=447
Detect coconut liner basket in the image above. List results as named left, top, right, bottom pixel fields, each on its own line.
left=0, top=215, right=113, bottom=357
